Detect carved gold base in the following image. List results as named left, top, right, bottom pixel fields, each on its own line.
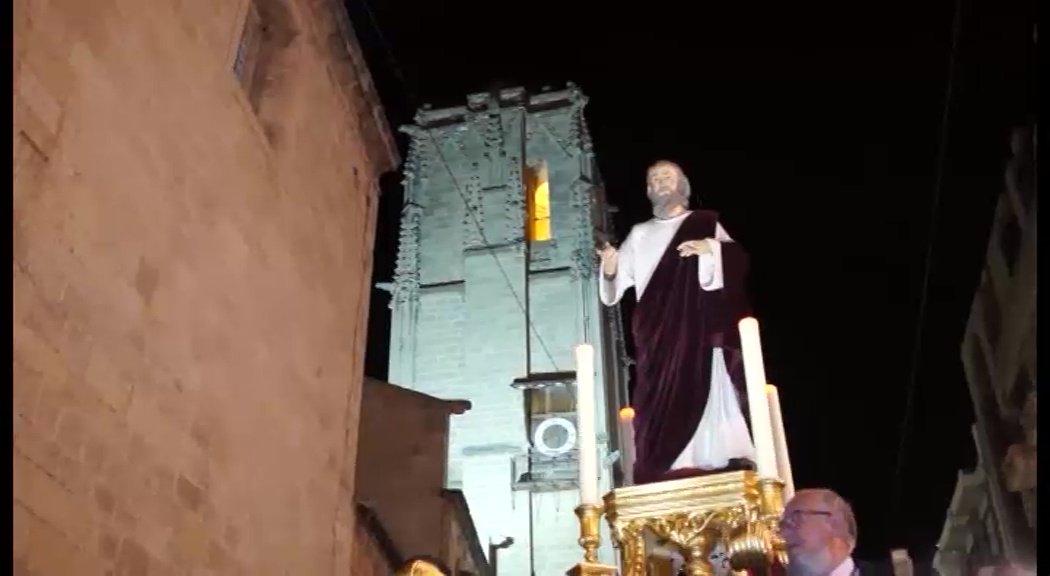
left=565, top=561, right=620, bottom=576
left=603, top=471, right=787, bottom=576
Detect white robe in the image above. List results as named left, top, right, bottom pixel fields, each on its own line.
left=600, top=211, right=756, bottom=471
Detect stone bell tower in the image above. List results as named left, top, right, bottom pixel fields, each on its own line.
left=384, top=85, right=630, bottom=575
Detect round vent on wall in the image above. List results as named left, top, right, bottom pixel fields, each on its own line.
left=533, top=417, right=577, bottom=456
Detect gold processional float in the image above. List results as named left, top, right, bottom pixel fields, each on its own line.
left=567, top=318, right=796, bottom=576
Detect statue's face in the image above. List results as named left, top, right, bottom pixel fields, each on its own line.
left=647, top=163, right=680, bottom=197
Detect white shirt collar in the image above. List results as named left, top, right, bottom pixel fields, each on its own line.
left=830, top=557, right=856, bottom=576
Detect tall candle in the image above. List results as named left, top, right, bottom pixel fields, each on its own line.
left=574, top=344, right=600, bottom=505
left=618, top=406, right=636, bottom=486
left=766, top=385, right=795, bottom=499
left=737, top=318, right=778, bottom=478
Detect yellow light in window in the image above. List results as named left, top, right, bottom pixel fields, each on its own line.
left=528, top=161, right=552, bottom=241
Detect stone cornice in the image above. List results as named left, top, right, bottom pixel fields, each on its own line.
left=411, top=83, right=588, bottom=129
left=316, top=0, right=400, bottom=174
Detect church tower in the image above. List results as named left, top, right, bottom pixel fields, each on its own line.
left=386, top=85, right=629, bottom=575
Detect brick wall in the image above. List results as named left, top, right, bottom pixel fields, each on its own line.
left=12, top=0, right=396, bottom=573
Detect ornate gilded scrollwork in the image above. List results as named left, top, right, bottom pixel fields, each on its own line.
left=600, top=471, right=787, bottom=576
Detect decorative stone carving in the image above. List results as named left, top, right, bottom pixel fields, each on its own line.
left=482, top=98, right=505, bottom=186
left=569, top=178, right=596, bottom=280
left=432, top=127, right=465, bottom=156
left=530, top=239, right=559, bottom=266
left=567, top=82, right=591, bottom=155
left=463, top=173, right=484, bottom=250
left=392, top=202, right=422, bottom=306
left=505, top=154, right=526, bottom=243
left=578, top=115, right=595, bottom=155
left=399, top=126, right=431, bottom=188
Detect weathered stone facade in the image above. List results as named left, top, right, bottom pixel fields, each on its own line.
left=933, top=124, right=1037, bottom=575
left=352, top=504, right=405, bottom=575
left=386, top=86, right=628, bottom=575
left=13, top=0, right=396, bottom=573
left=356, top=378, right=489, bottom=574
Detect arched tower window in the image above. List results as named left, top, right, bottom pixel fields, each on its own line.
left=525, top=161, right=551, bottom=241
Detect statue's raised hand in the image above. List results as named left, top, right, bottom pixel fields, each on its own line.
left=677, top=239, right=713, bottom=258
left=596, top=242, right=619, bottom=277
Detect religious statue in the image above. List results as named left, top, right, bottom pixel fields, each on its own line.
left=597, top=160, right=756, bottom=484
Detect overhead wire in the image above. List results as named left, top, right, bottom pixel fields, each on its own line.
left=886, top=0, right=964, bottom=525
left=352, top=0, right=567, bottom=375
left=424, top=129, right=564, bottom=374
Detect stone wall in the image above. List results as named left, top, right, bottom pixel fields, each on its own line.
left=357, top=378, right=454, bottom=561
left=356, top=378, right=488, bottom=574
left=387, top=87, right=621, bottom=575
left=12, top=0, right=396, bottom=573
left=935, top=124, right=1037, bottom=574
left=352, top=504, right=403, bottom=575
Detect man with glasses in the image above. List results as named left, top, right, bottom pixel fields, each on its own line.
left=779, top=489, right=863, bottom=576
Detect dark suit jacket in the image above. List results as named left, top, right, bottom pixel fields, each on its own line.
left=763, top=558, right=884, bottom=576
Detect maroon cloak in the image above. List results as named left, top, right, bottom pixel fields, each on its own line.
left=631, top=210, right=753, bottom=484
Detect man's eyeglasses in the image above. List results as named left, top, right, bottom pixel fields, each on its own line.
left=778, top=509, right=833, bottom=529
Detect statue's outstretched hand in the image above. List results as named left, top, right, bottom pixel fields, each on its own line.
left=677, top=239, right=713, bottom=258
left=596, top=242, right=619, bottom=276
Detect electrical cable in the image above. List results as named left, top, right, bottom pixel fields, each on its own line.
left=886, top=0, right=964, bottom=526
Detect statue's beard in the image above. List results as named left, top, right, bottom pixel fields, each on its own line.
left=648, top=187, right=689, bottom=219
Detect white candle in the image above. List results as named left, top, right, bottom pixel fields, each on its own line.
left=618, top=406, right=636, bottom=486
left=574, top=344, right=600, bottom=505
left=737, top=318, right=778, bottom=479
left=766, top=385, right=795, bottom=499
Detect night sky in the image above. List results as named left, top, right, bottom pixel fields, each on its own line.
left=351, top=0, right=1036, bottom=561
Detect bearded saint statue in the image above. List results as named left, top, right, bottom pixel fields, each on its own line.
left=597, top=160, right=756, bottom=484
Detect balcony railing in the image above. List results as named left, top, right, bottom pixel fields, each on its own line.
left=512, top=447, right=581, bottom=492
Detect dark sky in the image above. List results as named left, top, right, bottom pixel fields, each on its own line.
left=351, top=0, right=1036, bottom=561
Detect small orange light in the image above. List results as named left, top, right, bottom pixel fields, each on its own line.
left=619, top=406, right=635, bottom=419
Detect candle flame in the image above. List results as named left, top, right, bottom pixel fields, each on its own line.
left=619, top=406, right=635, bottom=419
left=765, top=384, right=776, bottom=393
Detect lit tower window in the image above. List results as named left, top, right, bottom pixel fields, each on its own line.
left=526, top=161, right=552, bottom=241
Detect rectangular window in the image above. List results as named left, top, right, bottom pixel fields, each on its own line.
left=233, top=0, right=263, bottom=96
left=526, top=385, right=576, bottom=419
left=525, top=161, right=552, bottom=242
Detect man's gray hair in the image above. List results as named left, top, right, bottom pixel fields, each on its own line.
left=648, top=160, right=694, bottom=203
left=794, top=488, right=858, bottom=547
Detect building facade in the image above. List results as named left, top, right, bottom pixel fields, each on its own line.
left=385, top=85, right=629, bottom=574
left=13, top=0, right=397, bottom=573
left=353, top=504, right=405, bottom=575
left=356, top=378, right=490, bottom=574
left=933, top=124, right=1036, bottom=575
